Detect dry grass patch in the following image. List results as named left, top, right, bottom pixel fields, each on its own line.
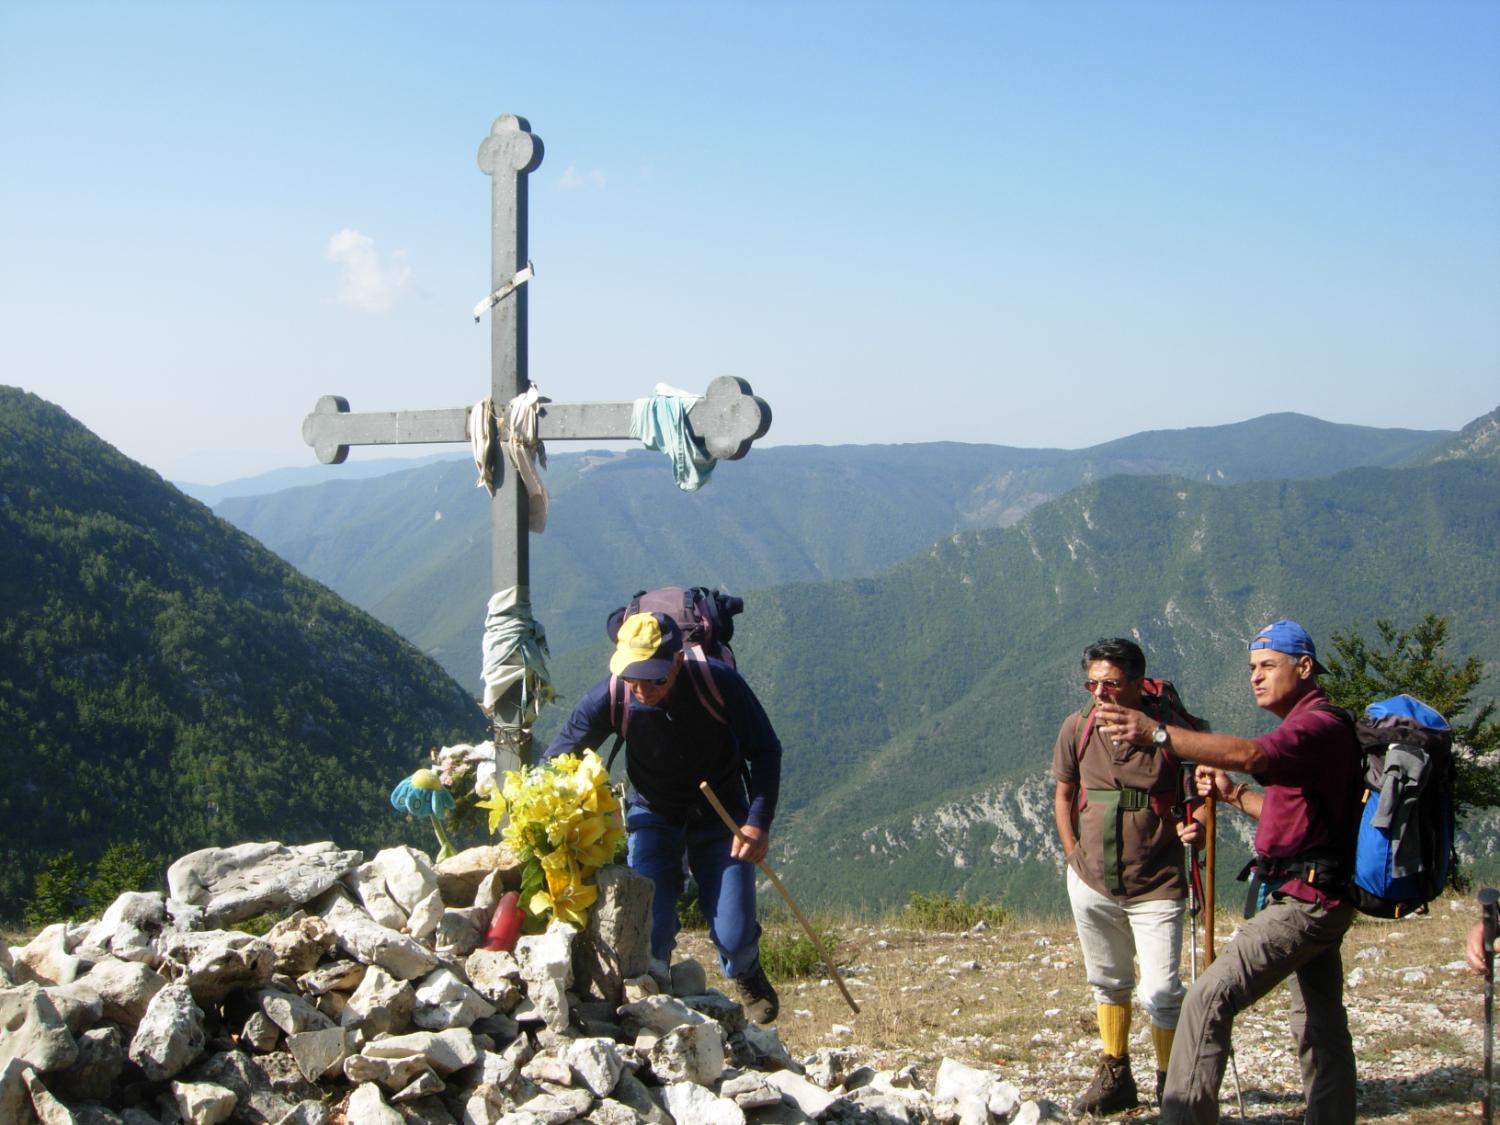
left=679, top=894, right=1494, bottom=1121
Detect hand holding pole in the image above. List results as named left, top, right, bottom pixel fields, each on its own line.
left=698, top=781, right=859, bottom=1015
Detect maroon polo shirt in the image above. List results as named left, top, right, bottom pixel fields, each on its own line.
left=1249, top=686, right=1362, bottom=905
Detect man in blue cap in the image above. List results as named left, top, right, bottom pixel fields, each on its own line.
left=543, top=610, right=783, bottom=1022
left=1094, top=619, right=1363, bottom=1124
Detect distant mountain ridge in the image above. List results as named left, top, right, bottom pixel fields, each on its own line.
left=0, top=387, right=489, bottom=918
left=215, top=412, right=1453, bottom=688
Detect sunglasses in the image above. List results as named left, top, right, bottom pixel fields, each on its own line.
left=625, top=675, right=669, bottom=687
left=1084, top=678, right=1126, bottom=693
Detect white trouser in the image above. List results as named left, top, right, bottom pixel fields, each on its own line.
left=1067, top=865, right=1187, bottom=1029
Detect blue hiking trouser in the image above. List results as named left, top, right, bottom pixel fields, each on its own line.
left=625, top=799, right=763, bottom=980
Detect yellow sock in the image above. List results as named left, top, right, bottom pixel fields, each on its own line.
left=1151, top=1024, right=1175, bottom=1071
left=1098, top=1002, right=1131, bottom=1057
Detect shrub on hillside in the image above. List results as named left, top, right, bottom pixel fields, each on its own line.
left=901, top=890, right=1006, bottom=931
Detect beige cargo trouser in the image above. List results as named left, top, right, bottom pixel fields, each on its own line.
left=1160, top=894, right=1356, bottom=1124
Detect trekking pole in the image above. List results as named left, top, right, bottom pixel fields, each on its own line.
left=698, top=781, right=860, bottom=1014
left=1202, top=787, right=1247, bottom=1120
left=1481, top=887, right=1499, bottom=1125
left=1179, top=764, right=1200, bottom=985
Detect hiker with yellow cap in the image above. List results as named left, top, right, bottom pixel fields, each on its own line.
left=542, top=610, right=784, bottom=1023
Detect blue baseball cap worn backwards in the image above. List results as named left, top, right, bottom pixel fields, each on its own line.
left=1249, top=618, right=1328, bottom=675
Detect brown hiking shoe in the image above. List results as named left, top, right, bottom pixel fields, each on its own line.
left=1071, top=1052, right=1139, bottom=1116
left=730, top=963, right=779, bottom=1025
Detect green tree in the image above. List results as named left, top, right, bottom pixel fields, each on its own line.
left=1323, top=614, right=1500, bottom=811
left=85, top=842, right=159, bottom=917
left=23, top=851, right=85, bottom=929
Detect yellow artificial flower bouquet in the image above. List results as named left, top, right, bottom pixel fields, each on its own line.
left=477, top=748, right=625, bottom=929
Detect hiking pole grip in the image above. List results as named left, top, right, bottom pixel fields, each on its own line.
left=697, top=781, right=860, bottom=1015
left=1481, top=887, right=1498, bottom=1125
left=1204, top=793, right=1217, bottom=967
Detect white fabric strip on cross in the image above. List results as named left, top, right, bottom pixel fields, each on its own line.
left=505, top=385, right=549, bottom=532
left=471, top=262, right=535, bottom=322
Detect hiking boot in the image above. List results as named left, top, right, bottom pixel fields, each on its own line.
left=1156, top=1069, right=1167, bottom=1105
left=730, top=963, right=779, bottom=1025
left=1071, top=1052, right=1139, bottom=1116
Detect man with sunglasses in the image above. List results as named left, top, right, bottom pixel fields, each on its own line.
left=1094, top=619, right=1362, bottom=1125
left=1053, top=637, right=1207, bottom=1116
left=543, top=610, right=783, bottom=1023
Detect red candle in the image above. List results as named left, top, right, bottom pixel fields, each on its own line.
left=482, top=891, right=521, bottom=952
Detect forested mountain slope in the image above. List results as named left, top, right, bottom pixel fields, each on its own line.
left=217, top=413, right=1449, bottom=685
left=540, top=452, right=1500, bottom=910
left=0, top=387, right=489, bottom=917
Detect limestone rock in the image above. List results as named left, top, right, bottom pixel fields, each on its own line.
left=160, top=930, right=275, bottom=1004
left=49, top=1025, right=125, bottom=1104
left=764, top=1070, right=839, bottom=1118
left=661, top=1080, right=747, bottom=1125
left=560, top=1037, right=626, bottom=1099
left=436, top=909, right=486, bottom=958
left=435, top=846, right=524, bottom=907
left=343, top=1051, right=432, bottom=1093
left=42, top=978, right=105, bottom=1035
left=297, top=959, right=364, bottom=996
left=75, top=959, right=167, bottom=1027
left=78, top=892, right=168, bottom=967
left=668, top=959, right=707, bottom=998
left=316, top=890, right=439, bottom=980
left=574, top=865, right=654, bottom=1005
left=241, top=1010, right=282, bottom=1053
left=14, top=924, right=82, bottom=986
left=167, top=841, right=363, bottom=927
left=262, top=912, right=337, bottom=977
left=346, top=1081, right=406, bottom=1124
left=465, top=949, right=522, bottom=1009
left=613, top=1071, right=672, bottom=1124
left=362, top=1028, right=479, bottom=1076
left=347, top=862, right=410, bottom=931
left=128, top=982, right=205, bottom=1081
left=341, top=965, right=415, bottom=1037
left=0, top=985, right=79, bottom=1073
left=187, top=1049, right=321, bottom=1124
left=720, top=1070, right=784, bottom=1109
left=406, top=888, right=445, bottom=944
left=256, top=987, right=335, bottom=1036
left=647, top=1021, right=725, bottom=1086
left=618, top=994, right=705, bottom=1036
left=369, top=846, right=440, bottom=916
left=413, top=968, right=495, bottom=1030
left=286, top=1025, right=354, bottom=1082
left=171, top=1079, right=238, bottom=1125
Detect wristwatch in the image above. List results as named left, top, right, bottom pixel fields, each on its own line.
left=1152, top=723, right=1169, bottom=747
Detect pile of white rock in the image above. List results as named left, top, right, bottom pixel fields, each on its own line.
left=0, top=840, right=1066, bottom=1125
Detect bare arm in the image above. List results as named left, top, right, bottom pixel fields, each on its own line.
left=1093, top=701, right=1270, bottom=773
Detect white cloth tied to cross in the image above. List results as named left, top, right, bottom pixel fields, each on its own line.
left=470, top=386, right=549, bottom=532
left=630, top=383, right=717, bottom=491
left=481, top=585, right=554, bottom=722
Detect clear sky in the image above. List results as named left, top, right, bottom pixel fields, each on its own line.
left=2, top=0, right=1496, bottom=483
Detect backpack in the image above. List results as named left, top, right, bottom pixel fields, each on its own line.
left=602, top=586, right=745, bottom=770
left=606, top=586, right=742, bottom=668
left=1348, top=694, right=1455, bottom=918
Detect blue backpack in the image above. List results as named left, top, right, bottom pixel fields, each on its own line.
left=1349, top=694, right=1455, bottom=918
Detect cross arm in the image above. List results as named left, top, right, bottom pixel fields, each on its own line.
left=301, top=376, right=772, bottom=464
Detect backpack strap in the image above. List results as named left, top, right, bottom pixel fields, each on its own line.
left=603, top=660, right=730, bottom=774
left=604, top=675, right=629, bottom=772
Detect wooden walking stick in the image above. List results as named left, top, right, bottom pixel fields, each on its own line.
left=698, top=781, right=860, bottom=1015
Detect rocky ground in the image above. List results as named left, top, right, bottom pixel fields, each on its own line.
left=2, top=839, right=1489, bottom=1124
left=678, top=893, right=1489, bottom=1122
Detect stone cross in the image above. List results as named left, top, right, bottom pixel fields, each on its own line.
left=301, top=114, right=771, bottom=741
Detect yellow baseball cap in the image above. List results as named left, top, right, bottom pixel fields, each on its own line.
left=609, top=612, right=684, bottom=679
